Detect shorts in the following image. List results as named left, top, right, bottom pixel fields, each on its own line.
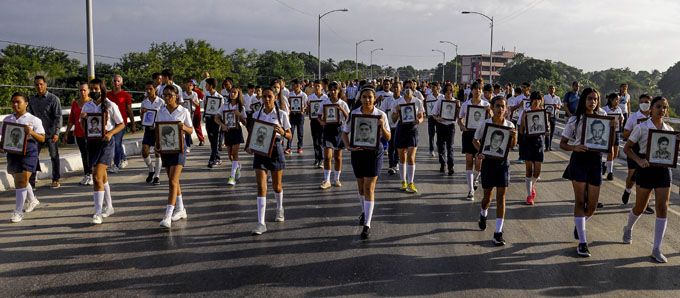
left=6, top=141, right=38, bottom=174
left=396, top=123, right=418, bottom=149
left=253, top=141, right=285, bottom=171
left=351, top=147, right=384, bottom=178
left=563, top=151, right=603, bottom=186
left=461, top=130, right=478, bottom=155
left=142, top=128, right=156, bottom=146
left=636, top=165, right=672, bottom=189
left=87, top=139, right=115, bottom=167
left=323, top=124, right=345, bottom=150
left=481, top=158, right=509, bottom=189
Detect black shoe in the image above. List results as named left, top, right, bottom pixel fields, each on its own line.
left=359, top=213, right=365, bottom=226
left=448, top=168, right=454, bottom=176
left=606, top=173, right=613, bottom=180
left=574, top=226, right=579, bottom=240
left=478, top=215, right=487, bottom=231
left=577, top=243, right=591, bottom=257
left=645, top=205, right=655, bottom=214
left=440, top=165, right=445, bottom=173
left=152, top=177, right=160, bottom=185
left=199, top=141, right=204, bottom=146
left=597, top=203, right=604, bottom=208
left=492, top=232, right=506, bottom=246
left=601, top=162, right=606, bottom=175
left=360, top=226, right=370, bottom=239
left=218, top=147, right=223, bottom=151
left=622, top=191, right=631, bottom=204
left=208, top=162, right=215, bottom=168
left=146, top=172, right=154, bottom=183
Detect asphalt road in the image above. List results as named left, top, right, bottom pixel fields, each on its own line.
left=2, top=118, right=680, bottom=297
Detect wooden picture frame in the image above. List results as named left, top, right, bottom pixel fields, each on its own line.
left=465, top=105, right=490, bottom=130
left=222, top=110, right=237, bottom=129
left=289, top=96, right=303, bottom=113
left=246, top=119, right=277, bottom=157
left=525, top=109, right=548, bottom=136
left=399, top=103, right=417, bottom=124
left=141, top=109, right=157, bottom=127
left=350, top=114, right=381, bottom=150
left=155, top=121, right=184, bottom=154
left=85, top=113, right=106, bottom=140
left=544, top=104, right=556, bottom=119
left=440, top=100, right=458, bottom=121
left=580, top=114, right=614, bottom=153
left=323, top=104, right=340, bottom=124
left=424, top=100, right=437, bottom=117
left=646, top=129, right=680, bottom=168
left=607, top=113, right=622, bottom=131
left=1, top=122, right=28, bottom=155
left=309, top=100, right=322, bottom=120
left=479, top=123, right=512, bottom=160
left=204, top=96, right=222, bottom=116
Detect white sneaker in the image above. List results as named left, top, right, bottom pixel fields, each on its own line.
left=171, top=208, right=187, bottom=221
left=86, top=174, right=94, bottom=185
left=79, top=175, right=89, bottom=185
left=24, top=200, right=40, bottom=213
left=251, top=223, right=267, bottom=235
left=10, top=211, right=23, bottom=223
left=102, top=207, right=115, bottom=218
left=430, top=151, right=435, bottom=157
left=91, top=213, right=103, bottom=225
left=268, top=176, right=272, bottom=183
left=186, top=147, right=191, bottom=153
left=227, top=177, right=236, bottom=186
left=108, top=165, right=120, bottom=173
left=466, top=190, right=475, bottom=201
left=120, top=160, right=128, bottom=169
left=160, top=215, right=172, bottom=228
left=274, top=209, right=285, bottom=222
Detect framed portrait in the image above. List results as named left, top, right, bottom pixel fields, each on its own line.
left=511, top=108, right=521, bottom=122
left=479, top=123, right=512, bottom=160
left=155, top=121, right=184, bottom=154
left=465, top=105, right=489, bottom=130
left=309, top=100, right=322, bottom=120
left=245, top=119, right=277, bottom=157
left=607, top=113, right=622, bottom=131
left=1, top=122, right=28, bottom=155
left=183, top=99, right=193, bottom=114
left=141, top=109, right=157, bottom=127
left=289, top=96, right=303, bottom=113
left=85, top=113, right=105, bottom=140
left=350, top=114, right=381, bottom=150
left=204, top=96, right=222, bottom=116
left=580, top=114, right=614, bottom=153
left=646, top=129, right=680, bottom=168
left=440, top=100, right=458, bottom=121
left=250, top=101, right=262, bottom=113
left=399, top=103, right=417, bottom=124
left=324, top=104, right=340, bottom=124
left=425, top=100, right=437, bottom=117
left=523, top=100, right=532, bottom=111
left=525, top=109, right=548, bottom=136
left=222, top=110, right=237, bottom=129
left=544, top=104, right=556, bottom=119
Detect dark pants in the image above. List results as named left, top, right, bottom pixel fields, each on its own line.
left=428, top=117, right=437, bottom=152
left=75, top=136, right=91, bottom=175
left=185, top=132, right=193, bottom=147
left=545, top=117, right=556, bottom=149
left=622, top=112, right=629, bottom=134
left=287, top=113, right=304, bottom=150
left=388, top=126, right=398, bottom=168
left=206, top=118, right=221, bottom=163
left=113, top=128, right=127, bottom=166
left=192, top=113, right=204, bottom=142
left=311, top=119, right=323, bottom=162
left=30, top=138, right=60, bottom=186
left=436, top=123, right=455, bottom=169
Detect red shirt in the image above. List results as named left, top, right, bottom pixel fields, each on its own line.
left=106, top=90, right=132, bottom=124
left=68, top=100, right=86, bottom=137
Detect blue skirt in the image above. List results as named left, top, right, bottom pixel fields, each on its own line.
left=461, top=130, right=477, bottom=154
left=161, top=152, right=186, bottom=167
left=520, top=135, right=544, bottom=162
left=253, top=141, right=285, bottom=171
left=351, top=147, right=384, bottom=178
left=7, top=141, right=38, bottom=174
left=396, top=123, right=418, bottom=149
left=563, top=151, right=602, bottom=186
left=142, top=128, right=156, bottom=146
left=481, top=158, right=509, bottom=189
left=323, top=124, right=345, bottom=150
left=223, top=126, right=244, bottom=146
left=87, top=139, right=114, bottom=167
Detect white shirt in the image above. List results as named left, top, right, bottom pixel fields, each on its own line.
left=628, top=119, right=674, bottom=155
left=459, top=99, right=491, bottom=125
left=220, top=89, right=230, bottom=98
left=199, top=78, right=208, bottom=93
left=431, top=97, right=459, bottom=126
left=0, top=113, right=45, bottom=142
left=158, top=83, right=184, bottom=103
left=625, top=110, right=649, bottom=132
left=474, top=118, right=515, bottom=140
left=142, top=97, right=164, bottom=111
left=380, top=96, right=399, bottom=128
left=618, top=93, right=631, bottom=113
left=183, top=91, right=198, bottom=105
left=425, top=93, right=444, bottom=117
left=252, top=107, right=291, bottom=138
left=603, top=105, right=623, bottom=129
left=156, top=105, right=193, bottom=128
left=561, top=110, right=608, bottom=146
left=318, top=98, right=350, bottom=124
left=391, top=97, right=424, bottom=125
left=216, top=101, right=245, bottom=120
left=287, top=90, right=308, bottom=113
left=342, top=107, right=390, bottom=135
left=281, top=87, right=290, bottom=99
left=413, top=90, right=424, bottom=100
left=376, top=90, right=393, bottom=100
left=544, top=94, right=561, bottom=107
left=82, top=99, right=124, bottom=131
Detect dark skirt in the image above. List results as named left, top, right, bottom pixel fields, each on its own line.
left=461, top=130, right=478, bottom=155
left=7, top=141, right=38, bottom=174
left=396, top=123, right=418, bottom=149
left=253, top=141, right=285, bottom=171
left=520, top=135, right=544, bottom=162
left=162, top=150, right=186, bottom=167
left=87, top=139, right=114, bottom=167
left=636, top=164, right=672, bottom=189
left=142, top=128, right=156, bottom=146
left=627, top=144, right=643, bottom=170
left=351, top=147, right=384, bottom=178
left=323, top=124, right=345, bottom=150
left=223, top=126, right=244, bottom=146
left=563, top=151, right=603, bottom=186
left=481, top=158, right=509, bottom=189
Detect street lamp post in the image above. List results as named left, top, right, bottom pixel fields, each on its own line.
left=439, top=41, right=458, bottom=83
left=355, top=39, right=374, bottom=80
left=86, top=0, right=95, bottom=81
left=318, top=8, right=348, bottom=79
left=370, top=48, right=384, bottom=80
left=462, top=11, right=493, bottom=84
left=431, top=49, right=445, bottom=82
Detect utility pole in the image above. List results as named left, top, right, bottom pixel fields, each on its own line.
left=86, top=0, right=95, bottom=81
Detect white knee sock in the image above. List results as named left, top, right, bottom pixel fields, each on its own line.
left=103, top=182, right=113, bottom=209
left=495, top=218, right=504, bottom=233
left=654, top=217, right=667, bottom=250
left=230, top=161, right=238, bottom=178
left=626, top=210, right=640, bottom=231
left=399, top=163, right=406, bottom=182
left=154, top=157, right=162, bottom=178
left=176, top=195, right=184, bottom=210
left=363, top=200, right=375, bottom=227
left=407, top=165, right=415, bottom=183
left=334, top=170, right=341, bottom=181
left=480, top=208, right=488, bottom=217
left=93, top=191, right=104, bottom=214
left=525, top=178, right=533, bottom=197
left=625, top=187, right=632, bottom=193
left=323, top=170, right=331, bottom=182
left=26, top=185, right=36, bottom=202
left=144, top=156, right=153, bottom=171
left=606, top=161, right=613, bottom=174
left=532, top=176, right=538, bottom=186
left=466, top=170, right=474, bottom=191
left=15, top=187, right=27, bottom=213
left=358, top=193, right=365, bottom=212
left=275, top=192, right=283, bottom=210
left=165, top=204, right=175, bottom=217
left=257, top=197, right=266, bottom=225
left=473, top=170, right=480, bottom=182
left=574, top=217, right=587, bottom=244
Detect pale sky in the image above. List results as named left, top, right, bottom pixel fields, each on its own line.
left=2, top=0, right=679, bottom=73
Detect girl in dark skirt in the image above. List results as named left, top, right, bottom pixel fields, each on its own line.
left=140, top=81, right=164, bottom=185
left=343, top=86, right=391, bottom=239
left=249, top=87, right=292, bottom=235
left=458, top=82, right=491, bottom=200
left=602, top=93, right=623, bottom=181
left=473, top=96, right=517, bottom=246
left=318, top=81, right=350, bottom=189
left=559, top=87, right=613, bottom=257
left=156, top=85, right=194, bottom=228
left=216, top=87, right=247, bottom=186
left=391, top=88, right=424, bottom=193
left=3, top=92, right=45, bottom=223
left=621, top=96, right=675, bottom=263
left=81, top=78, right=125, bottom=225
left=518, top=91, right=547, bottom=205
left=620, top=94, right=654, bottom=214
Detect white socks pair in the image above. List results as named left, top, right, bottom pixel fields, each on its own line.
left=230, top=161, right=240, bottom=178
left=144, top=156, right=153, bottom=172
left=165, top=204, right=175, bottom=217
left=406, top=165, right=415, bottom=183
left=15, top=187, right=27, bottom=214
left=358, top=193, right=365, bottom=212
left=154, top=157, right=162, bottom=178
left=574, top=216, right=590, bottom=244
left=525, top=177, right=538, bottom=197
left=93, top=182, right=113, bottom=214
left=364, top=200, right=374, bottom=227
left=626, top=210, right=668, bottom=250
left=480, top=208, right=503, bottom=233
left=399, top=163, right=406, bottom=182
left=323, top=170, right=331, bottom=183
left=256, top=192, right=284, bottom=225
left=176, top=195, right=184, bottom=211
left=605, top=161, right=614, bottom=174
left=466, top=170, right=474, bottom=192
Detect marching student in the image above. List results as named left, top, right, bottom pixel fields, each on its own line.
left=3, top=92, right=45, bottom=223
left=80, top=78, right=125, bottom=225
left=458, top=82, right=491, bottom=200
left=318, top=81, right=350, bottom=189
left=602, top=93, right=623, bottom=181
left=272, top=79, right=290, bottom=113
left=621, top=96, right=675, bottom=263
left=431, top=83, right=460, bottom=175
left=62, top=82, right=92, bottom=185
left=140, top=81, right=164, bottom=185
left=343, top=86, right=391, bottom=239
left=391, top=88, right=424, bottom=193
left=285, top=79, right=307, bottom=154
left=249, top=86, right=292, bottom=235
left=182, top=80, right=199, bottom=151
left=482, top=84, right=493, bottom=102
left=218, top=78, right=233, bottom=150
left=380, top=82, right=400, bottom=175
left=307, top=81, right=328, bottom=168
left=474, top=95, right=517, bottom=245
left=426, top=82, right=444, bottom=157
left=621, top=94, right=655, bottom=214
left=543, top=85, right=562, bottom=151
left=203, top=78, right=224, bottom=168
left=518, top=92, right=547, bottom=205
left=560, top=87, right=613, bottom=257
left=246, top=86, right=263, bottom=130
left=156, top=85, right=193, bottom=228
left=215, top=86, right=246, bottom=186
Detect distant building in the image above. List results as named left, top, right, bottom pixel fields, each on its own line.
left=461, top=51, right=516, bottom=83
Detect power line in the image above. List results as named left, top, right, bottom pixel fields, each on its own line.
left=272, top=0, right=314, bottom=17
left=0, top=39, right=121, bottom=60
left=495, top=0, right=545, bottom=24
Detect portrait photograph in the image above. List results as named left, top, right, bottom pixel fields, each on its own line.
left=465, top=105, right=488, bottom=130
left=204, top=96, right=222, bottom=116
left=155, top=121, right=183, bottom=154
left=141, top=109, right=157, bottom=127
left=524, top=100, right=532, bottom=111
left=511, top=108, right=521, bottom=122
left=350, top=114, right=381, bottom=150
left=525, top=109, right=548, bottom=136
left=545, top=104, right=556, bottom=119
left=250, top=101, right=262, bottom=113
left=480, top=123, right=511, bottom=160
left=324, top=104, right=339, bottom=124
left=425, top=100, right=437, bottom=117
left=183, top=100, right=193, bottom=113
left=85, top=113, right=105, bottom=140
left=608, top=113, right=622, bottom=131
left=581, top=114, right=614, bottom=153
left=2, top=122, right=28, bottom=155
left=440, top=100, right=457, bottom=121
left=246, top=119, right=277, bottom=157
left=647, top=130, right=680, bottom=168
left=309, top=100, right=322, bottom=120
left=399, top=103, right=416, bottom=124
left=289, top=96, right=303, bottom=113
left=223, top=110, right=237, bottom=128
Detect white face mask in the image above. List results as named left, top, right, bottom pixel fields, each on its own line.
left=640, top=102, right=650, bottom=112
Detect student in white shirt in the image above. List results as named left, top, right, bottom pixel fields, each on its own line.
left=621, top=94, right=654, bottom=215
left=182, top=80, right=199, bottom=150
left=381, top=83, right=401, bottom=175
left=543, top=85, right=562, bottom=151
left=318, top=82, right=350, bottom=189
left=204, top=78, right=224, bottom=168
left=391, top=88, right=424, bottom=193
left=602, top=93, right=623, bottom=180
left=140, top=82, right=165, bottom=185
left=307, top=82, right=328, bottom=167
left=617, top=83, right=631, bottom=127
left=215, top=87, right=247, bottom=186
left=458, top=82, right=491, bottom=200
left=431, top=83, right=460, bottom=175
left=425, top=82, right=444, bottom=156
left=285, top=79, right=308, bottom=154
